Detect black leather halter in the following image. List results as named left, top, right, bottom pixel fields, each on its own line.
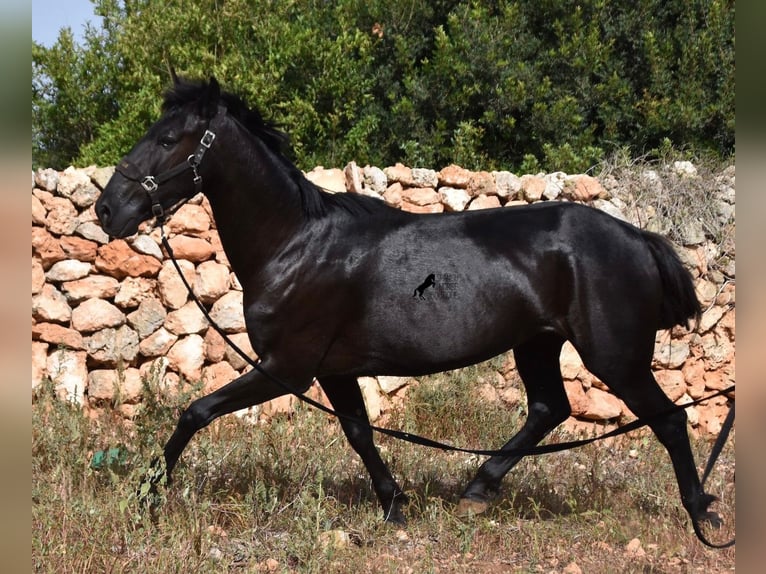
left=115, top=105, right=226, bottom=224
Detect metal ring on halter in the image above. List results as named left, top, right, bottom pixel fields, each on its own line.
left=141, top=176, right=159, bottom=193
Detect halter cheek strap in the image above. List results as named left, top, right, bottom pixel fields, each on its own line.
left=115, top=105, right=225, bottom=225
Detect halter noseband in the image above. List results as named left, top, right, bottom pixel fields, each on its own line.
left=115, top=105, right=226, bottom=225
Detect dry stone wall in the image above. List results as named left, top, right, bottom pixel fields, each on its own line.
left=32, top=162, right=735, bottom=435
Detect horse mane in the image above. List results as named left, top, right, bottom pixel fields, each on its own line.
left=163, top=77, right=394, bottom=220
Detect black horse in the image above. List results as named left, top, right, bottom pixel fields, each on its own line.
left=96, top=76, right=720, bottom=532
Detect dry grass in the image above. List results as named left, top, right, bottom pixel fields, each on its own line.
left=33, top=356, right=735, bottom=573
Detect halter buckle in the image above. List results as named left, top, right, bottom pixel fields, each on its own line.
left=200, top=130, right=216, bottom=148
left=141, top=176, right=158, bottom=193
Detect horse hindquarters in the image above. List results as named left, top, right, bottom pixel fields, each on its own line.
left=567, top=225, right=716, bottom=530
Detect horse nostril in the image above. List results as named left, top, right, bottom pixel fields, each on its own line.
left=97, top=202, right=111, bottom=226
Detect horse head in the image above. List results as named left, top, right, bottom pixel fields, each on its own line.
left=96, top=76, right=224, bottom=237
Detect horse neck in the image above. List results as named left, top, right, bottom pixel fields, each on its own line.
left=202, top=123, right=308, bottom=276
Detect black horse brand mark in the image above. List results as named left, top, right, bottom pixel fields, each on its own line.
left=413, top=273, right=436, bottom=299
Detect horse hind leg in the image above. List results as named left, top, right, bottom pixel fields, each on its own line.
left=581, top=350, right=720, bottom=530
left=458, top=332, right=571, bottom=515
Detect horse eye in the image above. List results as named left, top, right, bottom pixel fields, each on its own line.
left=159, top=134, right=179, bottom=148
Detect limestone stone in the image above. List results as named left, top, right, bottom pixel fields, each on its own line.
left=467, top=171, right=496, bottom=197
left=520, top=175, right=546, bottom=202
left=32, top=258, right=45, bottom=295
left=138, top=327, right=178, bottom=357
left=166, top=203, right=211, bottom=236
left=492, top=171, right=522, bottom=199
left=438, top=164, right=472, bottom=188
left=90, top=166, right=115, bottom=190
left=32, top=322, right=85, bottom=350
left=559, top=342, right=584, bottom=380
left=654, top=370, right=686, bottom=402
left=377, top=376, right=411, bottom=394
left=699, top=333, right=733, bottom=370
left=467, top=194, right=501, bottom=211
left=32, top=227, right=66, bottom=269
left=411, top=168, right=438, bottom=188
left=359, top=377, right=384, bottom=421
left=209, top=291, right=246, bottom=333
left=344, top=161, right=364, bottom=194
left=166, top=235, right=215, bottom=262
left=681, top=361, right=707, bottom=399
left=304, top=167, right=346, bottom=193
left=699, top=305, right=724, bottom=333
left=167, top=335, right=206, bottom=381
left=582, top=387, right=623, bottom=421
left=202, top=361, right=239, bottom=393
left=45, top=259, right=91, bottom=282
left=85, top=325, right=139, bottom=367
left=93, top=367, right=142, bottom=403
left=157, top=259, right=196, bottom=309
left=114, top=277, right=157, bottom=309
left=542, top=173, right=565, bottom=200
left=60, top=236, right=98, bottom=262
left=164, top=301, right=209, bottom=335
left=32, top=341, right=48, bottom=391
left=45, top=197, right=79, bottom=235
left=70, top=182, right=101, bottom=209
left=362, top=165, right=388, bottom=194
left=439, top=187, right=471, bottom=212
left=56, top=167, right=91, bottom=199
left=87, top=370, right=121, bottom=402
left=204, top=327, right=227, bottom=363
left=564, top=380, right=588, bottom=417
left=400, top=187, right=440, bottom=206
left=33, top=188, right=55, bottom=208
left=565, top=174, right=606, bottom=201
left=95, top=240, right=162, bottom=280
left=34, top=168, right=59, bottom=191
left=32, top=284, right=72, bottom=324
left=61, top=275, right=120, bottom=304
left=32, top=194, right=46, bottom=225
left=193, top=260, right=231, bottom=304
left=654, top=340, right=690, bottom=369
left=75, top=221, right=110, bottom=244
left=47, top=349, right=87, bottom=404
left=223, top=332, right=258, bottom=370
left=129, top=234, right=163, bottom=259
left=382, top=182, right=403, bottom=208
left=71, top=298, right=125, bottom=332
left=127, top=297, right=167, bottom=338
left=383, top=163, right=413, bottom=186
left=400, top=200, right=444, bottom=214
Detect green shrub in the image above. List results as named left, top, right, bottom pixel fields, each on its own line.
left=33, top=1, right=734, bottom=172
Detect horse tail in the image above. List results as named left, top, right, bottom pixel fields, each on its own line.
left=642, top=230, right=701, bottom=330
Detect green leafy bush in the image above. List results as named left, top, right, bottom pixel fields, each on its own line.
left=33, top=0, right=734, bottom=172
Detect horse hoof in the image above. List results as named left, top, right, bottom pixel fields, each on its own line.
left=456, top=498, right=489, bottom=517
left=702, top=511, right=723, bottom=529
left=384, top=510, right=407, bottom=525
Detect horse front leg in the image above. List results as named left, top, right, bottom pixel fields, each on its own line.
left=161, top=365, right=311, bottom=482
left=318, top=375, right=409, bottom=523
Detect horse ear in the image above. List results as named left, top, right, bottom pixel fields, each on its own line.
left=201, top=76, right=221, bottom=117
left=169, top=65, right=180, bottom=86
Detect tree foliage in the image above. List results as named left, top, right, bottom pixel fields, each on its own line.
left=33, top=0, right=734, bottom=172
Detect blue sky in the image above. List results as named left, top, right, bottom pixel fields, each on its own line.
left=32, top=0, right=101, bottom=47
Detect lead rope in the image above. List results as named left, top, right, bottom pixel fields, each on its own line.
left=691, top=402, right=735, bottom=548
left=157, top=225, right=734, bottom=546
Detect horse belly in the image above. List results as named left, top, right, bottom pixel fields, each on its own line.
left=334, top=276, right=544, bottom=377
